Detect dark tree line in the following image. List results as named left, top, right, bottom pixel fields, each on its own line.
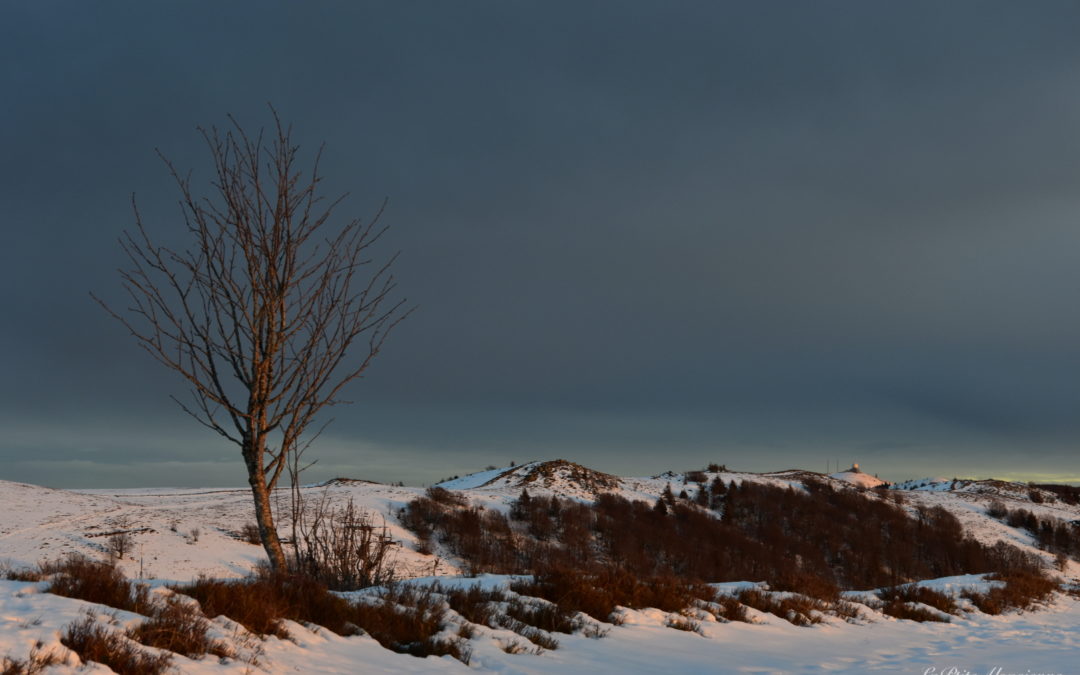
left=986, top=500, right=1080, bottom=561
left=401, top=480, right=1044, bottom=594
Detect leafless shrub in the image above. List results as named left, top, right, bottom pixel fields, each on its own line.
left=45, top=556, right=150, bottom=614
left=436, top=582, right=579, bottom=647
left=353, top=585, right=470, bottom=662
left=499, top=638, right=543, bottom=655
left=736, top=589, right=826, bottom=626
left=128, top=595, right=231, bottom=659
left=2, top=567, right=43, bottom=583
left=239, top=523, right=262, bottom=546
left=664, top=614, right=703, bottom=634
left=62, top=612, right=172, bottom=675
left=174, top=574, right=471, bottom=663
left=425, top=486, right=468, bottom=508
left=880, top=600, right=949, bottom=622
left=0, top=641, right=64, bottom=675
left=440, top=584, right=504, bottom=627
left=579, top=622, right=610, bottom=638
left=109, top=531, right=134, bottom=560
left=503, top=597, right=579, bottom=635
left=292, top=495, right=397, bottom=591
left=879, top=584, right=957, bottom=615
left=962, top=570, right=1060, bottom=614
left=512, top=565, right=699, bottom=622
left=698, top=593, right=751, bottom=623
left=985, top=500, right=1008, bottom=519
left=500, top=621, right=559, bottom=650
left=174, top=574, right=290, bottom=638
left=187, top=528, right=201, bottom=544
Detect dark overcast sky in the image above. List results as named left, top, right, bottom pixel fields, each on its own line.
left=4, top=1, right=1080, bottom=487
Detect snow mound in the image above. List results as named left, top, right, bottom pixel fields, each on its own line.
left=893, top=477, right=954, bottom=491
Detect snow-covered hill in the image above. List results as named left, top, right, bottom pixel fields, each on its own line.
left=3, top=460, right=1076, bottom=580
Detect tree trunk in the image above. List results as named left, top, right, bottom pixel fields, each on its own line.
left=249, top=478, right=287, bottom=572
left=245, top=440, right=288, bottom=572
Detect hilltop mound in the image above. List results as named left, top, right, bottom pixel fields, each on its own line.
left=509, top=459, right=622, bottom=494
left=440, top=459, right=622, bottom=498
left=829, top=463, right=888, bottom=489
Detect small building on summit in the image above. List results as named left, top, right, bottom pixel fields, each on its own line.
left=830, top=462, right=887, bottom=489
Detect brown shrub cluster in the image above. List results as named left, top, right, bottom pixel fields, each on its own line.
left=238, top=523, right=262, bottom=545
left=173, top=574, right=291, bottom=638
left=61, top=613, right=172, bottom=675
left=127, top=595, right=231, bottom=659
left=45, top=556, right=150, bottom=614
left=877, top=584, right=957, bottom=615
left=174, top=572, right=470, bottom=663
left=735, top=589, right=827, bottom=626
left=664, top=614, right=703, bottom=634
left=962, top=570, right=1060, bottom=614
left=1, top=568, right=43, bottom=583
left=435, top=583, right=579, bottom=649
left=350, top=584, right=470, bottom=663
left=424, top=486, right=469, bottom=508
left=510, top=565, right=705, bottom=621
left=699, top=593, right=751, bottom=623
left=876, top=584, right=956, bottom=622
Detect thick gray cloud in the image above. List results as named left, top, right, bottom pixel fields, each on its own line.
left=3, top=2, right=1080, bottom=487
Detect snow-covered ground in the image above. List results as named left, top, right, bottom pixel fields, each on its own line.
left=1, top=461, right=1078, bottom=673
left=2, top=576, right=1078, bottom=674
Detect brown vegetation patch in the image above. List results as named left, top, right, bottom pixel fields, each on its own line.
left=62, top=613, right=172, bottom=675
left=0, top=641, right=64, bottom=675
left=127, top=595, right=232, bottom=659
left=735, top=589, right=826, bottom=626
left=962, top=571, right=1060, bottom=615
left=877, top=584, right=957, bottom=616
left=45, top=556, right=150, bottom=614
left=174, top=573, right=470, bottom=663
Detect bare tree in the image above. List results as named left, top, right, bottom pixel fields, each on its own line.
left=95, top=111, right=408, bottom=571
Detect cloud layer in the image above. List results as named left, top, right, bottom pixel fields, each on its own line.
left=3, top=2, right=1080, bottom=486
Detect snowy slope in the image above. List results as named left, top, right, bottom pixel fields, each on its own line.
left=2, top=462, right=1080, bottom=673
